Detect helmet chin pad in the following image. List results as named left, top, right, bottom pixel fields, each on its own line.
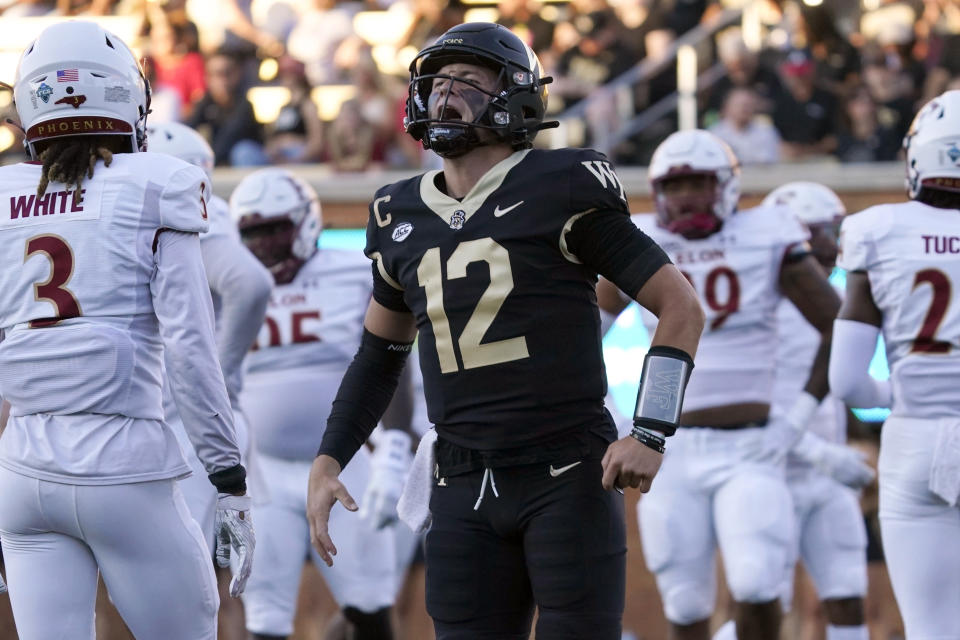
left=427, top=122, right=482, bottom=157
left=662, top=212, right=722, bottom=239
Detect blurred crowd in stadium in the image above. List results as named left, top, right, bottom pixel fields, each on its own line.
left=1, top=0, right=960, bottom=170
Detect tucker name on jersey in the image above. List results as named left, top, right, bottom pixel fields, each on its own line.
left=365, top=148, right=631, bottom=450
left=839, top=201, right=960, bottom=417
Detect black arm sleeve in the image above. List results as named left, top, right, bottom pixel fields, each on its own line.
left=317, top=329, right=414, bottom=469
left=565, top=209, right=672, bottom=298
left=371, top=263, right=410, bottom=312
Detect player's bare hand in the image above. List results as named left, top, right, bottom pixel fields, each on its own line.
left=601, top=436, right=663, bottom=493
left=307, top=455, right=358, bottom=567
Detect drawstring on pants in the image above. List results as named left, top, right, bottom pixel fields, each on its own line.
left=473, top=467, right=499, bottom=510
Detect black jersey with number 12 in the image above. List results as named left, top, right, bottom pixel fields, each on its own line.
left=366, top=147, right=657, bottom=451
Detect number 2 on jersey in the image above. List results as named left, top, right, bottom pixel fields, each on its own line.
left=418, top=238, right=529, bottom=373
left=911, top=268, right=952, bottom=354
left=24, top=234, right=81, bottom=328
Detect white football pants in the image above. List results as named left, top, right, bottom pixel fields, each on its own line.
left=242, top=449, right=396, bottom=636
left=780, top=466, right=868, bottom=607
left=879, top=416, right=960, bottom=639
left=0, top=466, right=218, bottom=640
left=638, top=426, right=795, bottom=625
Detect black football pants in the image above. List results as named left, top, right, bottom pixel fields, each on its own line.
left=424, top=436, right=626, bottom=639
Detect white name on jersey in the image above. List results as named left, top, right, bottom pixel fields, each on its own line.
left=1, top=185, right=102, bottom=229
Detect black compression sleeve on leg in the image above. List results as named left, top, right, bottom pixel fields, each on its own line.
left=316, top=329, right=413, bottom=469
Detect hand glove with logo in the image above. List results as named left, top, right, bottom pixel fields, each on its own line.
left=742, top=392, right=819, bottom=464
left=359, top=429, right=412, bottom=531
left=215, top=493, right=255, bottom=597
left=792, top=432, right=876, bottom=489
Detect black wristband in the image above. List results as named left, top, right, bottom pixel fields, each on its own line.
left=209, top=464, right=247, bottom=494
left=630, top=425, right=666, bottom=454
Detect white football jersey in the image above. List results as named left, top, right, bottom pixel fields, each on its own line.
left=242, top=249, right=372, bottom=460
left=0, top=153, right=208, bottom=418
left=202, top=194, right=240, bottom=243
left=838, top=201, right=960, bottom=418
left=635, top=205, right=809, bottom=412
left=773, top=297, right=846, bottom=447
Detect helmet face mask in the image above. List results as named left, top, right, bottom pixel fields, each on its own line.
left=414, top=62, right=505, bottom=157
left=230, top=168, right=322, bottom=284
left=649, top=130, right=741, bottom=240
left=654, top=172, right=723, bottom=239
left=404, top=23, right=554, bottom=157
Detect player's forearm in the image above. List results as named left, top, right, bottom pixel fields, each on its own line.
left=802, top=329, right=832, bottom=401
left=152, top=230, right=241, bottom=474
left=647, top=291, right=705, bottom=359
left=829, top=319, right=892, bottom=408
left=379, top=360, right=416, bottom=442
left=317, top=329, right=413, bottom=469
left=202, top=237, right=273, bottom=405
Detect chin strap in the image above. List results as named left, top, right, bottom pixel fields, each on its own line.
left=665, top=213, right=722, bottom=239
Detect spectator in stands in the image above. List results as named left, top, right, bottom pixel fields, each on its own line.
left=265, top=56, right=324, bottom=164
left=348, top=47, right=401, bottom=154
left=917, top=0, right=960, bottom=104
left=398, top=0, right=466, bottom=54
left=833, top=84, right=901, bottom=163
left=56, top=0, right=116, bottom=15
left=799, top=4, right=860, bottom=94
left=148, top=17, right=206, bottom=120
left=188, top=0, right=284, bottom=57
left=1, top=0, right=55, bottom=16
left=553, top=9, right=637, bottom=109
left=326, top=99, right=377, bottom=172
left=187, top=48, right=266, bottom=166
left=708, top=87, right=780, bottom=165
left=704, top=29, right=783, bottom=124
left=498, top=0, right=555, bottom=54
left=286, top=0, right=359, bottom=86
left=860, top=43, right=917, bottom=144
left=772, top=48, right=838, bottom=160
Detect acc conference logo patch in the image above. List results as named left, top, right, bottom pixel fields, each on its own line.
left=392, top=222, right=413, bottom=242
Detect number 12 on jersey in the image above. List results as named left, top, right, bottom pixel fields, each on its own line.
left=417, top=238, right=529, bottom=373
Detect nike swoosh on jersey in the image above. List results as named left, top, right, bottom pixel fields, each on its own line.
left=493, top=200, right=524, bottom=217
left=549, top=461, right=582, bottom=477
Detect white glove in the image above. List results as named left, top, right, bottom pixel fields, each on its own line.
left=792, top=432, right=876, bottom=489
left=359, top=430, right=412, bottom=531
left=215, top=493, right=255, bottom=597
left=0, top=571, right=6, bottom=595
left=741, top=393, right=820, bottom=464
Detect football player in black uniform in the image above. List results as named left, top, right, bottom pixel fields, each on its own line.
left=307, top=22, right=704, bottom=640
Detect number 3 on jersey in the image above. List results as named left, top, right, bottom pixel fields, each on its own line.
left=417, top=237, right=529, bottom=373
left=24, top=234, right=81, bottom=328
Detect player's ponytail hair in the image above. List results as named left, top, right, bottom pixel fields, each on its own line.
left=35, top=135, right=126, bottom=198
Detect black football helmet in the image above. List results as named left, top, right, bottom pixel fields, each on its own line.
left=404, top=22, right=556, bottom=157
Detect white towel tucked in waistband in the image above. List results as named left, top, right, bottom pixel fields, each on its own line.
left=397, top=429, right=438, bottom=533
left=930, top=418, right=960, bottom=506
